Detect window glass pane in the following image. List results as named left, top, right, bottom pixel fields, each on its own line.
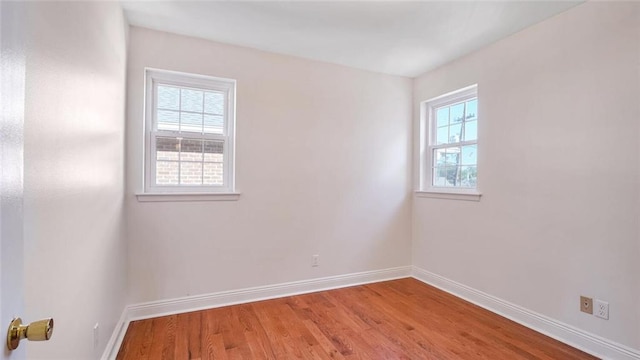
left=433, top=167, right=447, bottom=187
left=454, top=167, right=464, bottom=186
left=460, top=166, right=477, bottom=187
left=156, top=161, right=179, bottom=185
left=156, top=137, right=179, bottom=161
left=180, top=162, right=203, bottom=185
left=157, top=86, right=179, bottom=110
left=180, top=112, right=203, bottom=133
left=465, top=99, right=477, bottom=120
left=204, top=140, right=224, bottom=162
left=436, top=127, right=449, bottom=145
left=181, top=89, right=204, bottom=112
left=204, top=163, right=224, bottom=186
left=204, top=92, right=225, bottom=115
left=436, top=107, right=449, bottom=127
left=461, top=145, right=477, bottom=166
left=443, top=166, right=459, bottom=186
left=180, top=139, right=203, bottom=162
left=449, top=124, right=462, bottom=143
left=204, top=115, right=224, bottom=134
left=157, top=110, right=179, bottom=131
left=434, top=148, right=447, bottom=166
left=447, top=167, right=455, bottom=187
left=464, top=120, right=477, bottom=141
left=450, top=103, right=465, bottom=123
left=444, top=147, right=460, bottom=166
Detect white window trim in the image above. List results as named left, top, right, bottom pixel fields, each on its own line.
left=136, top=192, right=241, bottom=202
left=417, top=84, right=481, bottom=201
left=141, top=68, right=239, bottom=200
left=414, top=190, right=481, bottom=202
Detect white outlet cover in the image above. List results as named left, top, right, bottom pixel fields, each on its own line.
left=594, top=299, right=609, bottom=320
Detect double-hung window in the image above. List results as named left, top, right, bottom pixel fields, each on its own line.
left=144, top=69, right=236, bottom=194
left=420, top=85, right=479, bottom=198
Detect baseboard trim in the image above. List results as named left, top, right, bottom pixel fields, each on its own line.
left=100, top=309, right=130, bottom=360
left=411, top=266, right=640, bottom=360
left=100, top=266, right=412, bottom=359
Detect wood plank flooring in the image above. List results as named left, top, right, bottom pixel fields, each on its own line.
left=116, top=278, right=598, bottom=359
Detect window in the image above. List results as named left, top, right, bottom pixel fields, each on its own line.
left=144, top=69, right=236, bottom=194
left=419, top=85, right=479, bottom=199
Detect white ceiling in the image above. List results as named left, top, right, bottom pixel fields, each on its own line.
left=121, top=1, right=581, bottom=78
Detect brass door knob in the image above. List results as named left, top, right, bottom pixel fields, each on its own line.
left=6, top=317, right=54, bottom=350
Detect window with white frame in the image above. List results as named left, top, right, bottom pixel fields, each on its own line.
left=144, top=69, right=236, bottom=193
left=421, top=85, right=478, bottom=193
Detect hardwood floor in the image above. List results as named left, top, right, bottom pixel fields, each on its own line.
left=116, top=278, right=598, bottom=359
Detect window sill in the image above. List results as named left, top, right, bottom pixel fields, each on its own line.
left=136, top=192, right=241, bottom=202
left=414, top=190, right=481, bottom=202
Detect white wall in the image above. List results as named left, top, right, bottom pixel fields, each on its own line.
left=126, top=28, right=413, bottom=303
left=413, top=2, right=640, bottom=350
left=22, top=2, right=128, bottom=358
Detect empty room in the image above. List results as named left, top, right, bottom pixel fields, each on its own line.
left=0, top=0, right=638, bottom=359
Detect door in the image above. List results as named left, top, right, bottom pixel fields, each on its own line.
left=1, top=2, right=26, bottom=359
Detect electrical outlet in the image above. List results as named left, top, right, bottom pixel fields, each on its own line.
left=594, top=299, right=609, bottom=320
left=580, top=296, right=593, bottom=314
left=93, top=323, right=99, bottom=350
left=312, top=255, right=319, bottom=267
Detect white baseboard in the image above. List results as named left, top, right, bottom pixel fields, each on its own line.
left=411, top=266, right=640, bottom=360
left=100, top=266, right=412, bottom=360
left=101, top=308, right=130, bottom=360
